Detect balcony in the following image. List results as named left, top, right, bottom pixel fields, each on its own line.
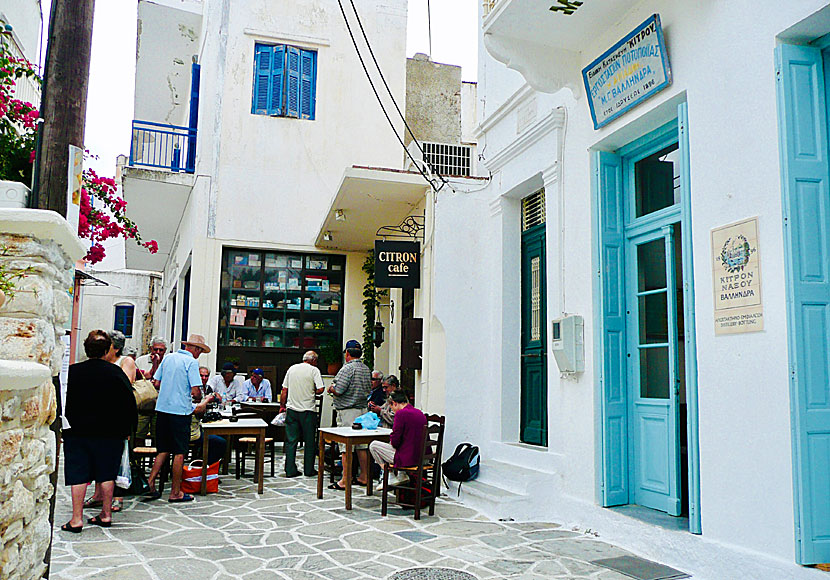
left=482, top=0, right=634, bottom=94
left=129, top=120, right=196, bottom=174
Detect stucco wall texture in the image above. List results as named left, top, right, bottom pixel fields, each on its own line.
left=405, top=53, right=462, bottom=146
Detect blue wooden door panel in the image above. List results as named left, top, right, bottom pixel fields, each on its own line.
left=596, top=151, right=629, bottom=506
left=776, top=42, right=830, bottom=565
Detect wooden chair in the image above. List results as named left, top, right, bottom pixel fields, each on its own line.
left=381, top=414, right=445, bottom=520
left=235, top=436, right=276, bottom=478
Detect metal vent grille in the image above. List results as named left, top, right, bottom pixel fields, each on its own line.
left=521, top=189, right=546, bottom=231
left=422, top=142, right=472, bottom=177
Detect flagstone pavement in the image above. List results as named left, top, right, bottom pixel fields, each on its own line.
left=50, top=457, right=642, bottom=580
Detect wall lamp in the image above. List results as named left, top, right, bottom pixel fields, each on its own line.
left=323, top=231, right=332, bottom=242
left=334, top=209, right=346, bottom=221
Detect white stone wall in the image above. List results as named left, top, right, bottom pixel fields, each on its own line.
left=0, top=210, right=84, bottom=580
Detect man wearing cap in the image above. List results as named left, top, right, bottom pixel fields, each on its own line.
left=145, top=333, right=211, bottom=502
left=207, top=362, right=246, bottom=401
left=326, top=339, right=372, bottom=489
left=281, top=350, right=325, bottom=478
left=243, top=369, right=272, bottom=402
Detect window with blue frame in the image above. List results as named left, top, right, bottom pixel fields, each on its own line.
left=252, top=43, right=317, bottom=119
left=114, top=304, right=135, bottom=338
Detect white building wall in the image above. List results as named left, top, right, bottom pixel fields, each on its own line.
left=0, top=0, right=42, bottom=64
left=431, top=0, right=830, bottom=574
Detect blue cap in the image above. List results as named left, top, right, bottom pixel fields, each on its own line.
left=344, top=339, right=361, bottom=351
left=221, top=362, right=235, bottom=373
left=252, top=368, right=264, bottom=376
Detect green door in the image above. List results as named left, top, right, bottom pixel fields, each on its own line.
left=521, top=222, right=547, bottom=446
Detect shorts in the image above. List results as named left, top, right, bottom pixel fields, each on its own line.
left=155, top=411, right=191, bottom=455
left=336, top=407, right=368, bottom=450
left=63, top=435, right=124, bottom=486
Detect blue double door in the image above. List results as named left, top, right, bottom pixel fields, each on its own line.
left=597, top=118, right=690, bottom=519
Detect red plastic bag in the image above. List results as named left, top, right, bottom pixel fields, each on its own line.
left=182, top=460, right=221, bottom=494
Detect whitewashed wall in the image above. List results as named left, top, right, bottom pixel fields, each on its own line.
left=432, top=0, right=830, bottom=570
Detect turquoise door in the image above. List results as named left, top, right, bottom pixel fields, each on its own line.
left=776, top=43, right=830, bottom=565
left=627, top=226, right=682, bottom=516
left=521, top=222, right=547, bottom=446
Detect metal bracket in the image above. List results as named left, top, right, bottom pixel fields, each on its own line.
left=376, top=214, right=425, bottom=241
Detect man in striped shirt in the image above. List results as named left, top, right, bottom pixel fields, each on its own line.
left=327, top=339, right=372, bottom=489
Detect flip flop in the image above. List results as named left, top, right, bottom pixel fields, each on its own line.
left=87, top=516, right=111, bottom=528
left=328, top=482, right=346, bottom=491
left=168, top=494, right=194, bottom=503
left=60, top=522, right=82, bottom=533
left=142, top=489, right=162, bottom=502
left=82, top=498, right=102, bottom=509
left=112, top=499, right=122, bottom=513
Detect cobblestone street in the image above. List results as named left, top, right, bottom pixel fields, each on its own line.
left=50, top=457, right=644, bottom=580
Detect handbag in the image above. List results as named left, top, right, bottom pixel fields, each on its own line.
left=182, top=459, right=221, bottom=494
left=271, top=411, right=287, bottom=426
left=115, top=440, right=132, bottom=489
left=133, top=378, right=158, bottom=412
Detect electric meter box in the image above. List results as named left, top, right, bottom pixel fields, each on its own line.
left=551, top=315, right=584, bottom=373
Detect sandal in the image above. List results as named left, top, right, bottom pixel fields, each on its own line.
left=168, top=494, right=194, bottom=503
left=60, top=522, right=83, bottom=533
left=142, top=489, right=162, bottom=502
left=82, top=498, right=102, bottom=509
left=111, top=499, right=122, bottom=513
left=328, top=482, right=346, bottom=491
left=87, top=515, right=111, bottom=528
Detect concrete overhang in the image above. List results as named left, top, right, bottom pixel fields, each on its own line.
left=122, top=166, right=195, bottom=271
left=315, top=166, right=431, bottom=252
left=482, top=0, right=635, bottom=94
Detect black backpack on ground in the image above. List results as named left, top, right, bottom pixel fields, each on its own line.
left=442, top=442, right=480, bottom=495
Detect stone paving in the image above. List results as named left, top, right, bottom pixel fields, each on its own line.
left=50, top=456, right=639, bottom=580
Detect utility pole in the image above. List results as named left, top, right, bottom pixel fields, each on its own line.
left=32, top=0, right=95, bottom=215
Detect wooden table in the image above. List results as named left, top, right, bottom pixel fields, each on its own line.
left=201, top=418, right=268, bottom=494
left=316, top=426, right=391, bottom=510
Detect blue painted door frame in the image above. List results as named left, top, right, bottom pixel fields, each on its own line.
left=593, top=104, right=702, bottom=533
left=776, top=42, right=830, bottom=565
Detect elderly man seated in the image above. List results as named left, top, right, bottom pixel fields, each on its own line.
left=207, top=362, right=246, bottom=402
left=368, top=374, right=400, bottom=429
left=369, top=391, right=426, bottom=486
left=243, top=368, right=272, bottom=402
left=190, top=385, right=227, bottom=464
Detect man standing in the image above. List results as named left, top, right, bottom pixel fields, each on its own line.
left=327, top=339, right=372, bottom=489
left=369, top=391, right=427, bottom=486
left=243, top=369, right=272, bottom=402
left=135, top=336, right=167, bottom=379
left=280, top=351, right=325, bottom=477
left=207, top=362, right=246, bottom=401
left=146, top=333, right=210, bottom=502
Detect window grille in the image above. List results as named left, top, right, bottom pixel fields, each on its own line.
left=521, top=189, right=546, bottom=231
left=531, top=256, right=541, bottom=341
left=422, top=142, right=472, bottom=177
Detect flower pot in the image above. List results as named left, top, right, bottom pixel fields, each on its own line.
left=327, top=362, right=341, bottom=376
left=0, top=180, right=30, bottom=209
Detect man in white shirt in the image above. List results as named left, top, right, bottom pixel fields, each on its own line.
left=243, top=369, right=272, bottom=402
left=135, top=336, right=168, bottom=379
left=280, top=351, right=324, bottom=477
left=207, top=363, right=246, bottom=401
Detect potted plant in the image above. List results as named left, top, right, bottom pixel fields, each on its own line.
left=319, top=342, right=342, bottom=376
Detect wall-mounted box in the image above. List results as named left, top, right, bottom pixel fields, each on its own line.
left=551, top=315, right=584, bottom=373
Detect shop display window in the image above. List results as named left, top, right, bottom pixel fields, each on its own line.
left=218, top=249, right=345, bottom=350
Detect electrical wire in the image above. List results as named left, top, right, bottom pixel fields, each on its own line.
left=344, top=0, right=451, bottom=191
left=336, top=0, right=443, bottom=192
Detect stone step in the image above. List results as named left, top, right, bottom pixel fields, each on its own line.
left=475, top=458, right=554, bottom=496
left=443, top=479, right=530, bottom=521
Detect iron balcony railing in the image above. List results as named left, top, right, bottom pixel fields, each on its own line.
left=129, top=120, right=196, bottom=173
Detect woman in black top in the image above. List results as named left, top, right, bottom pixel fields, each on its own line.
left=61, top=330, right=137, bottom=532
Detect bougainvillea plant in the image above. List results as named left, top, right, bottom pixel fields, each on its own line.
left=0, top=38, right=40, bottom=183
left=79, top=167, right=158, bottom=264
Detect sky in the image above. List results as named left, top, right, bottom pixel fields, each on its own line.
left=40, top=0, right=478, bottom=178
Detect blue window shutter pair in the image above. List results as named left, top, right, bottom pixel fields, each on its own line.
left=253, top=43, right=315, bottom=119
left=252, top=44, right=284, bottom=115
left=114, top=305, right=134, bottom=338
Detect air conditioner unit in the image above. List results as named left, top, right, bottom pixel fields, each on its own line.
left=551, top=315, right=584, bottom=373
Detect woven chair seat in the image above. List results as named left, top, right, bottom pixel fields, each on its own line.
left=238, top=437, right=273, bottom=444
left=133, top=446, right=157, bottom=454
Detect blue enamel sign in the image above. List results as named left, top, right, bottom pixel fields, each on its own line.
left=582, top=14, right=672, bottom=129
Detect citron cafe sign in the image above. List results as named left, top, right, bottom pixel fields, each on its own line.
left=374, top=240, right=420, bottom=289
left=582, top=14, right=672, bottom=130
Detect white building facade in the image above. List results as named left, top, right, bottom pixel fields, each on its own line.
left=422, top=1, right=830, bottom=579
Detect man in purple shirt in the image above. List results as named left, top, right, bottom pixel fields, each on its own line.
left=369, top=391, right=426, bottom=486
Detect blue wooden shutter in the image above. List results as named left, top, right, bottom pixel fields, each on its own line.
left=594, top=151, right=628, bottom=507
left=115, top=305, right=134, bottom=337
left=252, top=44, right=272, bottom=114
left=286, top=46, right=301, bottom=118
left=186, top=62, right=200, bottom=172
left=776, top=43, right=830, bottom=565
left=300, top=49, right=316, bottom=120
left=270, top=45, right=285, bottom=116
